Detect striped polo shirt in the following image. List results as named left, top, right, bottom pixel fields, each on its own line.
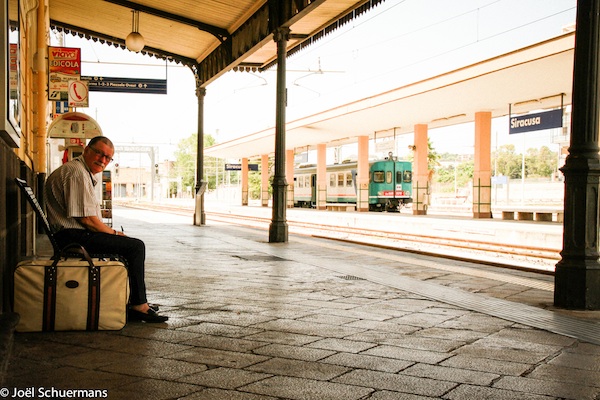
left=44, top=156, right=102, bottom=231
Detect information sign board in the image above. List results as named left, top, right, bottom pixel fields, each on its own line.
left=509, top=109, right=563, bottom=134
left=224, top=163, right=259, bottom=171
left=225, top=163, right=242, bottom=171
left=81, top=76, right=167, bottom=94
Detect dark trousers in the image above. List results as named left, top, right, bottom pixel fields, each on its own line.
left=55, top=229, right=148, bottom=305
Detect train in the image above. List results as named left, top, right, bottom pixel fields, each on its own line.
left=293, top=156, right=413, bottom=212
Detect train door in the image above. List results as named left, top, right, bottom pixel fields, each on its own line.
left=351, top=169, right=357, bottom=194
left=310, top=174, right=317, bottom=207
left=385, top=159, right=400, bottom=212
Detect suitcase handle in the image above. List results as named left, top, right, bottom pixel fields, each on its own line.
left=55, top=243, right=95, bottom=268
left=45, top=243, right=102, bottom=331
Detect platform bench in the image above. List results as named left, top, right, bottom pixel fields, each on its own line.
left=500, top=209, right=563, bottom=222
left=326, top=203, right=356, bottom=212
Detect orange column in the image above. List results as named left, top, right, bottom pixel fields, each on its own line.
left=473, top=111, right=492, bottom=218
left=357, top=136, right=369, bottom=212
left=316, top=143, right=327, bottom=210
left=412, top=124, right=429, bottom=215
left=261, top=154, right=269, bottom=207
left=286, top=149, right=295, bottom=208
left=35, top=0, right=49, bottom=173
left=241, top=158, right=249, bottom=206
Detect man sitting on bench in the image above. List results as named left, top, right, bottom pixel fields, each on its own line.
left=44, top=135, right=168, bottom=323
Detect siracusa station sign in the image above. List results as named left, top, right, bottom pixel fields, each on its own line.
left=509, top=108, right=563, bottom=134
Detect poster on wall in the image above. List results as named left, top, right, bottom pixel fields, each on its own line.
left=9, top=43, right=17, bottom=99
left=48, top=47, right=81, bottom=101
left=68, top=80, right=89, bottom=108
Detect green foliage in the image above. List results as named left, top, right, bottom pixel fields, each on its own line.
left=172, top=134, right=198, bottom=190
left=491, top=144, right=557, bottom=179
left=436, top=160, right=474, bottom=188
left=406, top=138, right=441, bottom=181
left=433, top=144, right=557, bottom=192
left=172, top=133, right=221, bottom=192
left=525, top=146, right=557, bottom=177
left=248, top=172, right=262, bottom=199
left=493, top=144, right=522, bottom=179
left=427, top=140, right=441, bottom=173
left=247, top=159, right=273, bottom=200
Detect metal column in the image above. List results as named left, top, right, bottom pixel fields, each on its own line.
left=269, top=26, right=290, bottom=243
left=554, top=0, right=600, bottom=309
left=194, top=84, right=206, bottom=226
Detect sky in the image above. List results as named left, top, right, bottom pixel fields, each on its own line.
left=54, top=0, right=577, bottom=166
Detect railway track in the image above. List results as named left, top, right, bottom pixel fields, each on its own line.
left=119, top=201, right=559, bottom=275
left=207, top=211, right=558, bottom=274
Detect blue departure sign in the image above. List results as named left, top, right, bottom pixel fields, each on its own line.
left=81, top=76, right=167, bottom=94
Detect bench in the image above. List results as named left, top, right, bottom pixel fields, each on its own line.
left=500, top=208, right=563, bottom=222
left=15, top=177, right=120, bottom=259
left=326, top=203, right=356, bottom=212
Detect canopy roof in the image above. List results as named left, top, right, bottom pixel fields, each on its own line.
left=48, top=0, right=384, bottom=85
left=205, top=33, right=575, bottom=159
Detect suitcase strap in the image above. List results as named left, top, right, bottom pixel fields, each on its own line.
left=87, top=266, right=100, bottom=330
left=43, top=266, right=57, bottom=332
left=43, top=245, right=102, bottom=331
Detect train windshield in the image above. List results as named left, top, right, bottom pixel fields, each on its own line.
left=373, top=171, right=385, bottom=183
left=403, top=170, right=412, bottom=183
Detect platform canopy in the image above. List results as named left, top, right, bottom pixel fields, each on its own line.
left=48, top=0, right=385, bottom=86
left=205, top=33, right=574, bottom=159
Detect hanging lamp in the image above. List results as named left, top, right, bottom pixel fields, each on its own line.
left=125, top=10, right=144, bottom=52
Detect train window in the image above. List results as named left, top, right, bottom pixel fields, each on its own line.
left=330, top=174, right=336, bottom=187
left=373, top=171, right=384, bottom=183
left=338, top=173, right=344, bottom=187
left=298, top=176, right=303, bottom=188
left=403, top=170, right=412, bottom=183
left=386, top=171, right=392, bottom=184
left=346, top=173, right=353, bottom=187
left=396, top=171, right=402, bottom=183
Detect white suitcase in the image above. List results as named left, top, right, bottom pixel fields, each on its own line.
left=14, top=245, right=129, bottom=332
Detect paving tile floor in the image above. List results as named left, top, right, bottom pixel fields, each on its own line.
left=5, top=207, right=600, bottom=400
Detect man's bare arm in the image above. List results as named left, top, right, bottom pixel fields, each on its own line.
left=76, top=216, right=125, bottom=236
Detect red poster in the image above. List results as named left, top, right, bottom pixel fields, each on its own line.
left=9, top=44, right=17, bottom=97
left=48, top=47, right=81, bottom=101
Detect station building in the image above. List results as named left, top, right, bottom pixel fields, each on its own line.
left=1, top=0, right=600, bottom=349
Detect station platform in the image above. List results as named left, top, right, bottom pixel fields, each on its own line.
left=5, top=206, right=600, bottom=400
left=210, top=201, right=564, bottom=256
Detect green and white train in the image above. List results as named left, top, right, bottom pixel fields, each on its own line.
left=293, top=156, right=413, bottom=212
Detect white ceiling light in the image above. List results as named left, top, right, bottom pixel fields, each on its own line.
left=125, top=10, right=144, bottom=52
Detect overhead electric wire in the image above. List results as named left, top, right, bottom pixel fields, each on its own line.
left=290, top=2, right=576, bottom=101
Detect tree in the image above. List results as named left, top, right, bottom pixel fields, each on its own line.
left=525, top=146, right=557, bottom=177
left=493, top=144, right=522, bottom=179
left=406, top=138, right=441, bottom=183
left=434, top=156, right=474, bottom=193
left=172, top=133, right=217, bottom=194
left=427, top=139, right=441, bottom=182
left=248, top=170, right=262, bottom=199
